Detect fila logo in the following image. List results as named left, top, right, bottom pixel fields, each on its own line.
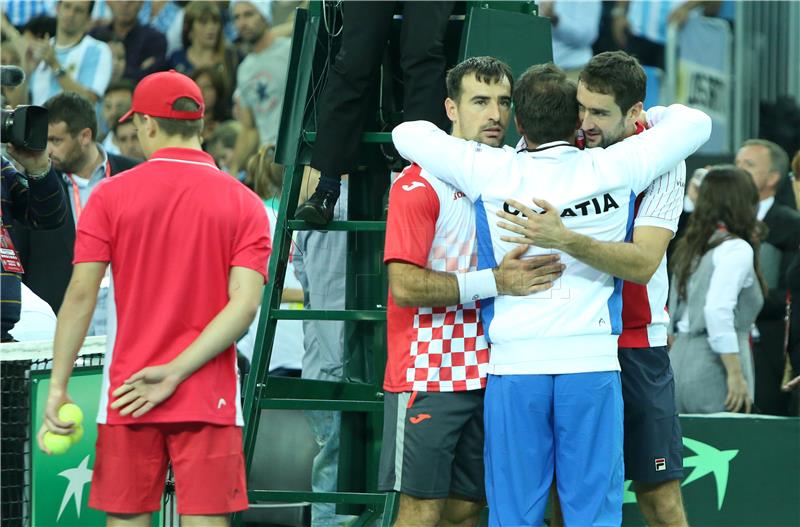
left=217, top=398, right=227, bottom=409
left=453, top=191, right=466, bottom=200
left=654, top=458, right=667, bottom=471
left=409, top=413, right=432, bottom=424
left=402, top=181, right=426, bottom=192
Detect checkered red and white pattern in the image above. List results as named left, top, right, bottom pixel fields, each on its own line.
left=384, top=164, right=490, bottom=392
left=408, top=304, right=490, bottom=391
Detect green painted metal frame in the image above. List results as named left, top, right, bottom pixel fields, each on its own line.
left=237, top=3, right=395, bottom=525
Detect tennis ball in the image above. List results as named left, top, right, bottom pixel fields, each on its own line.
left=70, top=424, right=84, bottom=445
left=44, top=432, right=72, bottom=455
left=58, top=403, right=83, bottom=426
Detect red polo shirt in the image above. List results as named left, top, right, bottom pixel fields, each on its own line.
left=74, top=147, right=270, bottom=426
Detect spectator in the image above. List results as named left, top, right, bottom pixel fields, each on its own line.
left=230, top=0, right=291, bottom=174
left=191, top=66, right=232, bottom=142
left=205, top=120, right=241, bottom=178
left=237, top=144, right=304, bottom=377
left=292, top=181, right=351, bottom=527
left=735, top=139, right=800, bottom=415
left=774, top=147, right=800, bottom=210
left=294, top=1, right=454, bottom=226
left=28, top=0, right=112, bottom=105
left=90, top=0, right=166, bottom=82
left=1, top=1, right=56, bottom=29
left=669, top=166, right=767, bottom=414
left=138, top=0, right=184, bottom=55
left=109, top=119, right=145, bottom=161
left=1, top=147, right=67, bottom=342
left=99, top=79, right=134, bottom=141
left=1, top=15, right=57, bottom=104
left=0, top=31, right=29, bottom=106
left=612, top=1, right=723, bottom=70
left=539, top=0, right=602, bottom=79
left=169, top=1, right=239, bottom=101
left=12, top=92, right=138, bottom=325
left=107, top=39, right=127, bottom=82
left=269, top=0, right=306, bottom=39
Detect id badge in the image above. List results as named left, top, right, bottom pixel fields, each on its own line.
left=0, top=226, right=24, bottom=273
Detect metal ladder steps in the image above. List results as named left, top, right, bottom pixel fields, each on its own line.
left=302, top=131, right=393, bottom=144
left=287, top=220, right=386, bottom=232
left=269, top=309, right=386, bottom=321
left=254, top=376, right=384, bottom=411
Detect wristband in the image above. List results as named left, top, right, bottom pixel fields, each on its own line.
left=456, top=268, right=498, bottom=305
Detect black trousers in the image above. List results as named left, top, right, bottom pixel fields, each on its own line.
left=311, top=1, right=454, bottom=176
left=754, top=320, right=792, bottom=416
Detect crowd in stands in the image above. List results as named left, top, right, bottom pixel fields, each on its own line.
left=1, top=0, right=299, bottom=175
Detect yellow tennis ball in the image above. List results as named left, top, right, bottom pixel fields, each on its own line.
left=44, top=432, right=72, bottom=455
left=70, top=424, right=84, bottom=445
left=58, top=403, right=83, bottom=426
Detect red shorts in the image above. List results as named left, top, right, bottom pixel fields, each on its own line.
left=88, top=422, right=248, bottom=515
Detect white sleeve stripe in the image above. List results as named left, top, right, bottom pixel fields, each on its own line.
left=638, top=166, right=684, bottom=223
left=638, top=186, right=683, bottom=222
left=647, top=171, right=670, bottom=216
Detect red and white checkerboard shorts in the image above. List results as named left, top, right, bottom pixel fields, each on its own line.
left=88, top=422, right=248, bottom=515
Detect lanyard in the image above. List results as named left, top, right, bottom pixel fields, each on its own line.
left=69, top=162, right=111, bottom=221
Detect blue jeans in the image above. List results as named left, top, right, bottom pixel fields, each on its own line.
left=305, top=410, right=356, bottom=526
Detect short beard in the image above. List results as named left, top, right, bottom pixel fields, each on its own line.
left=598, top=121, right=627, bottom=148
left=58, top=149, right=87, bottom=174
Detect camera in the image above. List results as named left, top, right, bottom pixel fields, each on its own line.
left=1, top=65, right=48, bottom=151
left=1, top=106, right=49, bottom=151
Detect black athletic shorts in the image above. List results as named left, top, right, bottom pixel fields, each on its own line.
left=619, top=346, right=684, bottom=483
left=378, top=390, right=485, bottom=500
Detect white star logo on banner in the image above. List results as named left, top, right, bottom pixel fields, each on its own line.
left=57, top=455, right=93, bottom=521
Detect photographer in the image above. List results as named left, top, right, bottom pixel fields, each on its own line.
left=1, top=146, right=67, bottom=342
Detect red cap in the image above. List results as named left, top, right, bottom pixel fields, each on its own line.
left=118, top=70, right=205, bottom=123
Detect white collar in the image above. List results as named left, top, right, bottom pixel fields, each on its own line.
left=757, top=196, right=775, bottom=221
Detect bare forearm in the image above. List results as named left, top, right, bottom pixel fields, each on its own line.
left=559, top=230, right=656, bottom=284
left=50, top=296, right=96, bottom=391
left=719, top=353, right=743, bottom=377
left=56, top=75, right=99, bottom=103
left=168, top=299, right=260, bottom=381
left=391, top=268, right=459, bottom=307
left=281, top=288, right=304, bottom=304
left=233, top=128, right=259, bottom=169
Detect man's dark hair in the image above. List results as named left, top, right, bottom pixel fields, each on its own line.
left=579, top=51, right=646, bottom=115
left=153, top=97, right=204, bottom=138
left=104, top=78, right=135, bottom=97
left=446, top=56, right=514, bottom=101
left=23, top=15, right=57, bottom=38
left=43, top=92, right=98, bottom=141
left=58, top=1, right=96, bottom=17
left=111, top=117, right=135, bottom=135
left=513, top=63, right=578, bottom=144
